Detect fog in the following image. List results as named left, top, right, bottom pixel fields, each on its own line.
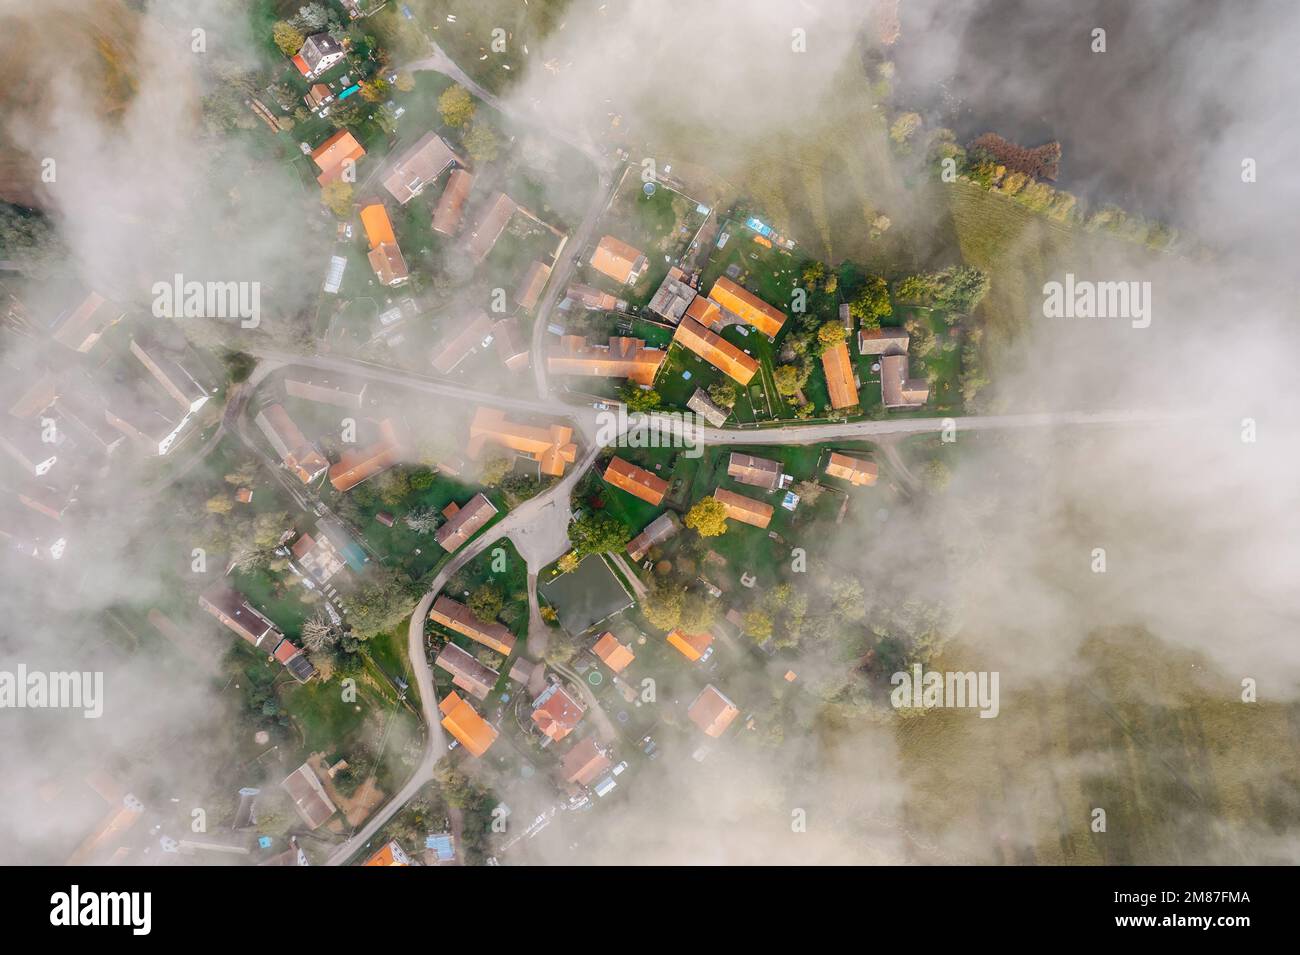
left=1, top=0, right=1297, bottom=865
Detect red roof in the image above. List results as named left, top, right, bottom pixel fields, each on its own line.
left=291, top=54, right=312, bottom=76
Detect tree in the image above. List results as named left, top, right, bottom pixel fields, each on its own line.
left=272, top=21, right=305, bottom=56
left=801, top=261, right=826, bottom=287
left=889, top=111, right=922, bottom=146
left=291, top=3, right=330, bottom=32
left=773, top=361, right=808, bottom=397
left=679, top=590, right=716, bottom=633
left=205, top=495, right=233, bottom=515
left=932, top=265, right=990, bottom=315
left=438, top=85, right=476, bottom=128
left=557, top=551, right=580, bottom=574
left=707, top=381, right=738, bottom=410
left=642, top=580, right=684, bottom=631
left=744, top=609, right=773, bottom=641
left=685, top=497, right=728, bottom=537
left=468, top=582, right=504, bottom=621
left=619, top=384, right=661, bottom=413
left=816, top=321, right=847, bottom=354
left=848, top=276, right=892, bottom=330
left=569, top=513, right=631, bottom=557
left=394, top=71, right=415, bottom=92
left=403, top=505, right=440, bottom=534
left=464, top=123, right=500, bottom=163
left=301, top=610, right=342, bottom=652
left=359, top=78, right=389, bottom=103
left=479, top=454, right=513, bottom=487
left=321, top=180, right=353, bottom=217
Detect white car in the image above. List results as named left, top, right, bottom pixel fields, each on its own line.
left=612, top=761, right=628, bottom=776
left=447, top=739, right=459, bottom=750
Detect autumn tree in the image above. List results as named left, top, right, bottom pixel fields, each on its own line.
left=468, top=582, right=504, bottom=621
left=642, top=580, right=684, bottom=631
left=479, top=454, right=513, bottom=487
left=464, top=124, right=500, bottom=163
left=685, top=497, right=728, bottom=537
left=272, top=21, right=305, bottom=56
left=619, top=384, right=661, bottom=412
left=816, top=321, right=847, bottom=354
left=569, top=513, right=631, bottom=557
left=437, top=85, right=476, bottom=127
left=848, top=276, right=892, bottom=330
left=321, top=180, right=353, bottom=217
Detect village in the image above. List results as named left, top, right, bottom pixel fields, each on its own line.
left=0, top=0, right=989, bottom=866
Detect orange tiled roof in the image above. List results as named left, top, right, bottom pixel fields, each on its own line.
left=432, top=168, right=474, bottom=235
left=328, top=421, right=402, bottom=491
left=666, top=628, right=713, bottom=661
left=688, top=684, right=739, bottom=737
left=592, top=632, right=635, bottom=673
left=547, top=335, right=665, bottom=386
left=708, top=276, right=787, bottom=337
left=713, top=487, right=773, bottom=528
left=821, top=341, right=859, bottom=410
left=467, top=406, right=577, bottom=477
left=430, top=594, right=515, bottom=655
left=825, top=452, right=878, bottom=486
left=439, top=692, right=498, bottom=757
left=603, top=456, right=668, bottom=505
left=359, top=203, right=397, bottom=249
left=363, top=840, right=412, bottom=866
left=672, top=317, right=759, bottom=385
left=291, top=54, right=312, bottom=77
left=590, top=235, right=646, bottom=284
left=311, top=130, right=365, bottom=185
left=531, top=683, right=585, bottom=742
left=561, top=736, right=611, bottom=786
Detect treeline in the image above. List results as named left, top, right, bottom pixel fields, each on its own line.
left=968, top=133, right=1061, bottom=181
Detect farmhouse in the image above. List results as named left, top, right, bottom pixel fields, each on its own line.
left=590, top=235, right=648, bottom=285
left=713, top=487, right=773, bottom=528
left=548, top=335, right=665, bottom=386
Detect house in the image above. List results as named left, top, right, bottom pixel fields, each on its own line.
left=565, top=284, right=623, bottom=312
left=858, top=327, right=910, bottom=355
left=429, top=594, right=516, bottom=655
left=726, top=452, right=783, bottom=491
left=64, top=774, right=146, bottom=865
left=199, top=586, right=283, bottom=648
left=360, top=203, right=409, bottom=286
left=708, top=276, right=786, bottom=337
left=713, top=487, right=773, bottom=528
left=382, top=131, right=460, bottom=204
left=129, top=336, right=210, bottom=414
left=363, top=839, right=415, bottom=866
left=590, top=235, right=647, bottom=285
left=328, top=418, right=402, bottom=492
left=508, top=657, right=539, bottom=686
left=304, top=83, right=333, bottom=109
left=531, top=682, right=585, bottom=743
left=0, top=421, right=57, bottom=476
left=591, top=632, right=634, bottom=673
left=49, top=292, right=124, bottom=353
left=439, top=691, right=498, bottom=756
left=432, top=168, right=474, bottom=235
left=686, top=388, right=729, bottom=427
left=626, top=511, right=679, bottom=561
left=433, top=493, right=498, bottom=553
left=547, top=335, right=665, bottom=386
left=434, top=641, right=500, bottom=700
left=52, top=387, right=125, bottom=455
left=672, top=316, right=759, bottom=385
left=647, top=266, right=698, bottom=323
left=273, top=638, right=317, bottom=683
left=280, top=762, right=338, bottom=829
left=103, top=378, right=195, bottom=457
left=429, top=310, right=493, bottom=374
left=821, top=340, right=860, bottom=410
left=284, top=377, right=367, bottom=409
left=291, top=532, right=346, bottom=584
left=296, top=33, right=346, bottom=76
left=311, top=129, right=365, bottom=186
left=466, top=406, right=577, bottom=477
left=688, top=684, right=739, bottom=737
left=562, top=736, right=612, bottom=787
left=666, top=628, right=713, bottom=662
left=254, top=404, right=329, bottom=483
left=880, top=353, right=929, bottom=409
left=515, top=260, right=552, bottom=311
left=603, top=455, right=668, bottom=506
left=465, top=192, right=517, bottom=262
left=824, top=451, right=878, bottom=486
left=493, top=320, right=530, bottom=371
